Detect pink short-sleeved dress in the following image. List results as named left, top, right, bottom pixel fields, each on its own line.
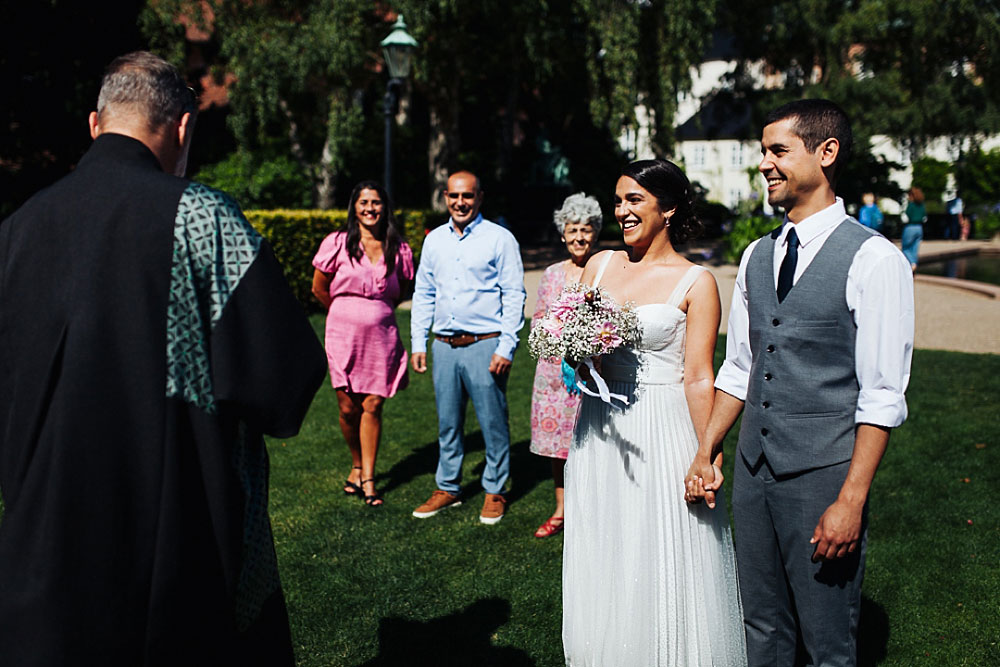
left=529, top=261, right=582, bottom=459
left=312, top=231, right=414, bottom=397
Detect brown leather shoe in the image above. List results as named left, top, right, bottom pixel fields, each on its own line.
left=412, top=489, right=462, bottom=518
left=480, top=493, right=507, bottom=525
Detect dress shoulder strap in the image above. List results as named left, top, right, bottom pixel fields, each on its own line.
left=591, top=251, right=616, bottom=287
left=666, top=265, right=707, bottom=308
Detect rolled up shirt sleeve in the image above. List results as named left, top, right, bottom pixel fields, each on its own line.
left=850, top=239, right=914, bottom=427
left=714, top=239, right=758, bottom=402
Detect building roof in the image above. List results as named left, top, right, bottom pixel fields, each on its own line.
left=675, top=90, right=756, bottom=142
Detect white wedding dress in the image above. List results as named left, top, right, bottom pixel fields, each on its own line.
left=562, top=256, right=747, bottom=666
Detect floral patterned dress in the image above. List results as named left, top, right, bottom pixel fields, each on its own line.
left=530, top=261, right=582, bottom=459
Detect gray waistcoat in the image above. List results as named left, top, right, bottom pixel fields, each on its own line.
left=738, top=218, right=876, bottom=476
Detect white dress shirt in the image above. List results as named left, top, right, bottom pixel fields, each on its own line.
left=715, top=198, right=914, bottom=428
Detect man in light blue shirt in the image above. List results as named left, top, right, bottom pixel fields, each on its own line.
left=410, top=170, right=526, bottom=524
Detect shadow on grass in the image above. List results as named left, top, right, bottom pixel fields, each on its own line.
left=376, top=438, right=442, bottom=496
left=357, top=597, right=534, bottom=667
left=858, top=594, right=889, bottom=666
left=380, top=430, right=547, bottom=506
left=792, top=594, right=888, bottom=666
left=498, top=439, right=548, bottom=504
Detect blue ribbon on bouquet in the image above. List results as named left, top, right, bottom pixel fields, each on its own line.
left=574, top=358, right=629, bottom=410
left=560, top=359, right=581, bottom=395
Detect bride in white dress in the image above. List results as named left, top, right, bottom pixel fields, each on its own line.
left=562, top=160, right=747, bottom=666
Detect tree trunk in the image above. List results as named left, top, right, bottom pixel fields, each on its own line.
left=279, top=97, right=330, bottom=207
left=427, top=99, right=460, bottom=212
left=315, top=136, right=336, bottom=210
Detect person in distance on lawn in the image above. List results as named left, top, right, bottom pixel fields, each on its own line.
left=0, top=51, right=326, bottom=666
left=409, top=170, right=526, bottom=525
left=312, top=180, right=415, bottom=507
left=527, top=192, right=603, bottom=538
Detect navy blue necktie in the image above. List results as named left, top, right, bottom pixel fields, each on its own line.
left=776, top=227, right=798, bottom=303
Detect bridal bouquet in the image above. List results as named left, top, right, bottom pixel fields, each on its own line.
left=529, top=283, right=640, bottom=407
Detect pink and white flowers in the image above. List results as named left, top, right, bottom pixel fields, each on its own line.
left=529, top=283, right=640, bottom=363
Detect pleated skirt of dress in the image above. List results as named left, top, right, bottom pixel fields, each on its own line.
left=562, top=379, right=747, bottom=666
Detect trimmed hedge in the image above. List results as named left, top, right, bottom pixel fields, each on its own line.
left=245, top=208, right=437, bottom=311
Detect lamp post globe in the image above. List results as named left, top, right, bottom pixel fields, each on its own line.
left=381, top=16, right=417, bottom=200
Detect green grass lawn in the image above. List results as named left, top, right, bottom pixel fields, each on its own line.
left=270, top=312, right=999, bottom=666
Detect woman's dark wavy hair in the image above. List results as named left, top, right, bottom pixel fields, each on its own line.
left=621, top=159, right=702, bottom=245
left=344, top=180, right=403, bottom=276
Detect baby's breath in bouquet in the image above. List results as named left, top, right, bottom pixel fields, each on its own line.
left=529, top=283, right=640, bottom=362
left=529, top=284, right=640, bottom=406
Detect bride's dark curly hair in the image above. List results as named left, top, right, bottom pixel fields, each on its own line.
left=621, top=159, right=702, bottom=246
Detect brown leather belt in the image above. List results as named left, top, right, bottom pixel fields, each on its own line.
left=436, top=332, right=501, bottom=348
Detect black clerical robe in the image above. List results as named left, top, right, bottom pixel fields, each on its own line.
left=0, top=134, right=326, bottom=665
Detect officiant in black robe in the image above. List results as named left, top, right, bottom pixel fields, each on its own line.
left=0, top=52, right=326, bottom=665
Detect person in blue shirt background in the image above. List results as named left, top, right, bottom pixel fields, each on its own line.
left=858, top=192, right=883, bottom=232
left=410, top=170, right=526, bottom=525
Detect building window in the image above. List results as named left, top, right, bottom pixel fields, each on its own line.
left=730, top=143, right=743, bottom=167
left=729, top=188, right=744, bottom=208
left=691, top=144, right=706, bottom=167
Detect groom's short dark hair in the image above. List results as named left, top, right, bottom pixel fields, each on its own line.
left=764, top=99, right=853, bottom=183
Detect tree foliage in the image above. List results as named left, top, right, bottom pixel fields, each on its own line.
left=716, top=0, right=1000, bottom=209
left=194, top=150, right=312, bottom=209
left=723, top=0, right=1000, bottom=153
left=957, top=148, right=1000, bottom=208
left=911, top=156, right=951, bottom=203
left=142, top=0, right=381, bottom=209
left=138, top=0, right=718, bottom=214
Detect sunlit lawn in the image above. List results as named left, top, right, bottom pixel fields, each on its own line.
left=0, top=313, right=994, bottom=664
left=268, top=312, right=999, bottom=666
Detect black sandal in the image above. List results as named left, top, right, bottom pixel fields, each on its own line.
left=344, top=466, right=363, bottom=497
left=361, top=478, right=383, bottom=507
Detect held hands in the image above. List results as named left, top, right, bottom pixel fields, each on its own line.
left=810, top=498, right=863, bottom=561
left=684, top=455, right=724, bottom=509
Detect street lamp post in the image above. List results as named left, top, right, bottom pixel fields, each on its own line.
left=381, top=15, right=417, bottom=202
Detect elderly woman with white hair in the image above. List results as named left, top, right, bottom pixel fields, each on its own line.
left=529, top=192, right=603, bottom=538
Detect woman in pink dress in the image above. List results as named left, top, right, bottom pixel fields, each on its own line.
left=529, top=193, right=603, bottom=537
left=311, top=181, right=414, bottom=506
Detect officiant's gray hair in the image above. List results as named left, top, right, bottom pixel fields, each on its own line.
left=554, top=193, right=603, bottom=235
left=97, top=51, right=198, bottom=130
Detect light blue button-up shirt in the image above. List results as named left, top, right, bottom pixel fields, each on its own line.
left=410, top=214, right=526, bottom=360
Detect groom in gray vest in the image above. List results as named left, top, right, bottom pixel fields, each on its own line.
left=693, top=100, right=914, bottom=666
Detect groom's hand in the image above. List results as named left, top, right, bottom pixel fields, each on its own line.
left=684, top=457, right=724, bottom=509
left=810, top=499, right=863, bottom=561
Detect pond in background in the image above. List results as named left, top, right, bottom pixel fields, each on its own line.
left=916, top=253, right=1000, bottom=286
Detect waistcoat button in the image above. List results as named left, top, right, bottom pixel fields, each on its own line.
left=767, top=344, right=775, bottom=353
left=762, top=401, right=770, bottom=408
left=761, top=428, right=768, bottom=436
left=764, top=373, right=772, bottom=381
left=772, top=318, right=780, bottom=326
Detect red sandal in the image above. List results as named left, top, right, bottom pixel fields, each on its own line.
left=534, top=516, right=564, bottom=538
